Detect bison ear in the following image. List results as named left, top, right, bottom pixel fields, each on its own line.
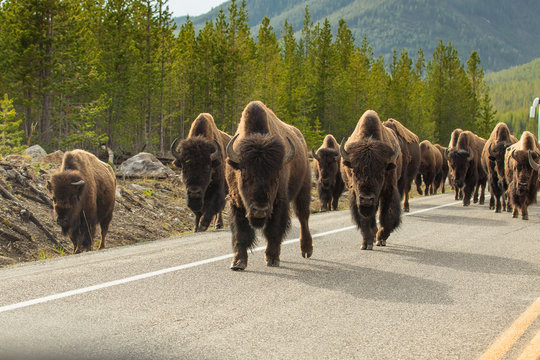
left=227, top=159, right=240, bottom=170
left=342, top=160, right=352, bottom=168
left=386, top=163, right=396, bottom=171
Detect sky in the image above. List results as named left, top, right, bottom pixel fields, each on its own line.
left=167, top=0, right=226, bottom=17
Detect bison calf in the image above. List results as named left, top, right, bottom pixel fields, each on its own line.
left=47, top=149, right=116, bottom=253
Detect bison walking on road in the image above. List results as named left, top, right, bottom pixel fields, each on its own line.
left=434, top=144, right=449, bottom=193
left=447, top=131, right=487, bottom=206
left=416, top=140, right=443, bottom=196
left=383, top=118, right=420, bottom=212
left=504, top=131, right=540, bottom=220
left=171, top=113, right=231, bottom=232
left=312, top=134, right=345, bottom=211
left=226, top=101, right=313, bottom=270
left=340, top=110, right=402, bottom=250
left=47, top=150, right=116, bottom=253
left=447, top=128, right=463, bottom=200
left=481, top=122, right=517, bottom=212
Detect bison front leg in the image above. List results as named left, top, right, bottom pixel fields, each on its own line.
left=295, top=179, right=314, bottom=258
left=263, top=199, right=290, bottom=267
left=415, top=173, right=423, bottom=195
left=376, top=190, right=401, bottom=246
left=214, top=212, right=224, bottom=229
left=230, top=205, right=255, bottom=271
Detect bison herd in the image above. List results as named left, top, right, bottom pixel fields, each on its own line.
left=47, top=101, right=540, bottom=270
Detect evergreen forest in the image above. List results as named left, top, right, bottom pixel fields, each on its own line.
left=0, top=0, right=500, bottom=157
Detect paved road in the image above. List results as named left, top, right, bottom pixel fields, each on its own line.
left=0, top=193, right=539, bottom=360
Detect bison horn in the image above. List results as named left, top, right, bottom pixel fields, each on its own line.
left=390, top=139, right=399, bottom=162
left=210, top=140, right=221, bottom=162
left=528, top=150, right=540, bottom=171
left=339, top=138, right=350, bottom=162
left=226, top=134, right=241, bottom=164
left=71, top=179, right=85, bottom=186
left=510, top=149, right=517, bottom=160
left=311, top=148, right=320, bottom=162
left=283, top=137, right=295, bottom=164
left=467, top=151, right=474, bottom=162
left=170, top=138, right=181, bottom=159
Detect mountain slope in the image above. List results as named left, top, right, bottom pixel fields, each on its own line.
left=175, top=0, right=539, bottom=72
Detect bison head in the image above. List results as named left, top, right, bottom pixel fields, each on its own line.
left=447, top=149, right=474, bottom=188
left=227, top=133, right=294, bottom=228
left=171, top=136, right=222, bottom=212
left=312, top=148, right=340, bottom=190
left=340, top=138, right=399, bottom=217
left=47, top=171, right=86, bottom=238
left=488, top=142, right=512, bottom=189
left=510, top=149, right=540, bottom=195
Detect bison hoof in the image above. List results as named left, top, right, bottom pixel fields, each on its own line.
left=266, top=259, right=280, bottom=267
left=376, top=240, right=386, bottom=246
left=302, top=250, right=312, bottom=258
left=216, top=223, right=223, bottom=230
left=495, top=209, right=501, bottom=213
left=403, top=207, right=410, bottom=213
left=230, top=260, right=247, bottom=271
left=522, top=215, right=528, bottom=220
left=361, top=244, right=373, bottom=250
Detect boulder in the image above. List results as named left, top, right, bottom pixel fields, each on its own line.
left=24, top=145, right=47, bottom=160
left=116, top=152, right=175, bottom=179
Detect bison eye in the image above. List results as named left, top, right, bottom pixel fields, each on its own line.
left=386, top=163, right=396, bottom=171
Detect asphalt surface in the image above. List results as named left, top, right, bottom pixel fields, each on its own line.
left=0, top=192, right=539, bottom=360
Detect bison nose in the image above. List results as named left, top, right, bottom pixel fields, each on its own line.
left=249, top=204, right=269, bottom=219
left=187, top=186, right=202, bottom=198
left=359, top=194, right=376, bottom=207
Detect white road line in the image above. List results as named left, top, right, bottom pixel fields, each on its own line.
left=0, top=200, right=460, bottom=314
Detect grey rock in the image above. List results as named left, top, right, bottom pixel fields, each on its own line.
left=116, top=152, right=175, bottom=179
left=24, top=145, right=47, bottom=160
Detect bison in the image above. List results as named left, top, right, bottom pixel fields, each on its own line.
left=383, top=118, right=420, bottom=212
left=171, top=113, right=231, bottom=232
left=47, top=149, right=116, bottom=253
left=340, top=110, right=402, bottom=250
left=446, top=131, right=487, bottom=206
left=447, top=128, right=463, bottom=200
left=504, top=131, right=540, bottom=220
left=434, top=144, right=449, bottom=193
left=481, top=122, right=518, bottom=212
left=312, top=134, right=345, bottom=211
left=415, top=140, right=442, bottom=196
left=226, top=101, right=313, bottom=270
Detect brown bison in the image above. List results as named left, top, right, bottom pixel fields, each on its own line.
left=434, top=144, right=449, bottom=193
left=504, top=131, right=540, bottom=220
left=226, top=101, right=313, bottom=270
left=171, top=113, right=231, bottom=232
left=383, top=118, right=420, bottom=212
left=47, top=149, right=116, bottom=253
left=340, top=110, right=402, bottom=250
left=447, top=128, right=463, bottom=200
left=415, top=140, right=442, bottom=196
left=447, top=131, right=487, bottom=206
left=481, top=122, right=518, bottom=213
left=312, top=134, right=345, bottom=211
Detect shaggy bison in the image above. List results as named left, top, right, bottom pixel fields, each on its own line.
left=312, top=134, right=345, bottom=211
left=383, top=118, right=420, bottom=212
left=226, top=101, right=313, bottom=270
left=47, top=149, right=116, bottom=253
left=447, top=128, right=463, bottom=200
left=171, top=113, right=231, bottom=232
left=415, top=140, right=442, bottom=196
left=481, top=122, right=518, bottom=212
left=504, top=131, right=540, bottom=220
left=340, top=110, right=402, bottom=250
left=447, top=131, right=487, bottom=206
left=434, top=144, right=449, bottom=193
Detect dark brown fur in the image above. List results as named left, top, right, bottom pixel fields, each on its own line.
left=47, top=150, right=116, bottom=253
left=226, top=101, right=312, bottom=270
left=340, top=110, right=402, bottom=250
left=415, top=140, right=442, bottom=196
left=481, top=122, right=518, bottom=212
left=447, top=131, right=487, bottom=206
left=504, top=131, right=539, bottom=220
left=434, top=144, right=449, bottom=193
left=383, top=118, right=420, bottom=212
left=312, top=134, right=345, bottom=211
left=171, top=113, right=231, bottom=232
left=447, top=128, right=463, bottom=200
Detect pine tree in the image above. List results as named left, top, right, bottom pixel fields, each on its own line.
left=0, top=94, right=25, bottom=155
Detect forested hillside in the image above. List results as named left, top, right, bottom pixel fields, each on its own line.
left=1, top=0, right=496, bottom=158
left=486, top=58, right=540, bottom=136
left=175, top=0, right=539, bottom=72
